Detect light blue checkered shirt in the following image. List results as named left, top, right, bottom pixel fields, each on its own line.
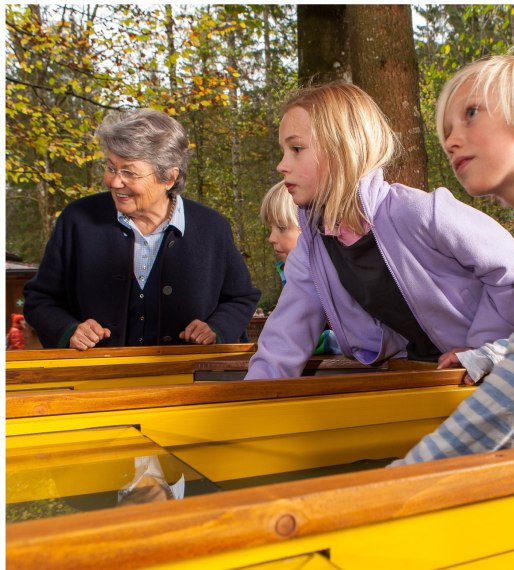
left=117, top=195, right=185, bottom=289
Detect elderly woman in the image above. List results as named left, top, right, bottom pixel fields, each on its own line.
left=24, top=109, right=260, bottom=349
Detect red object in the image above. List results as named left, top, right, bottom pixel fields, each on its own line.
left=7, top=313, right=25, bottom=350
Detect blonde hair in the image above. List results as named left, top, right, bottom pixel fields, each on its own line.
left=436, top=54, right=514, bottom=145
left=260, top=181, right=299, bottom=229
left=283, top=81, right=398, bottom=233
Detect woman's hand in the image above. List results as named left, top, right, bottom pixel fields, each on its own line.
left=70, top=319, right=111, bottom=350
left=179, top=319, right=216, bottom=345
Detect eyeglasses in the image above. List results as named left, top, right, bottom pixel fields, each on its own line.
left=104, top=164, right=155, bottom=182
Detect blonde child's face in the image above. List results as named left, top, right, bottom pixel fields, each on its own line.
left=268, top=223, right=301, bottom=262
left=443, top=81, right=514, bottom=205
left=277, top=106, right=323, bottom=208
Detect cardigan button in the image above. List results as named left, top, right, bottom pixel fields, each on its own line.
left=162, top=285, right=173, bottom=295
left=162, top=336, right=172, bottom=343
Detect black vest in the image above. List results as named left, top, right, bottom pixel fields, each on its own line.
left=125, top=239, right=166, bottom=346
left=321, top=232, right=440, bottom=361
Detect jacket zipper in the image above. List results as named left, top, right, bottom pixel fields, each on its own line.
left=360, top=190, right=442, bottom=351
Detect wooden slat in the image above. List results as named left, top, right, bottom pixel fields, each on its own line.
left=5, top=357, right=372, bottom=383
left=5, top=343, right=256, bottom=362
left=6, top=360, right=197, bottom=383
left=6, top=368, right=466, bottom=418
left=194, top=354, right=386, bottom=380
left=194, top=354, right=377, bottom=371
left=6, top=449, right=514, bottom=570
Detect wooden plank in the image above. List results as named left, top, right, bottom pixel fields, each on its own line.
left=6, top=356, right=376, bottom=384
left=194, top=354, right=386, bottom=380
left=194, top=354, right=377, bottom=371
left=5, top=343, right=256, bottom=362
left=6, top=360, right=198, bottom=384
left=6, top=449, right=514, bottom=570
left=6, top=368, right=466, bottom=418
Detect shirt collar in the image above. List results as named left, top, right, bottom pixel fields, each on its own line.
left=117, top=194, right=186, bottom=236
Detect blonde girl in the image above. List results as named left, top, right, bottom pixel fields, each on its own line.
left=246, top=81, right=514, bottom=379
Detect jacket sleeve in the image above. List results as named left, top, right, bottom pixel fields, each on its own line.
left=204, top=223, right=260, bottom=343
left=245, top=237, right=327, bottom=379
left=390, top=333, right=514, bottom=466
left=23, top=213, right=80, bottom=348
left=432, top=189, right=514, bottom=346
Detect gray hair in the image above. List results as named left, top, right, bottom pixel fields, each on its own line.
left=96, top=108, right=191, bottom=195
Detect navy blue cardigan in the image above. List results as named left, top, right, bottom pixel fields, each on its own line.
left=24, top=192, right=260, bottom=347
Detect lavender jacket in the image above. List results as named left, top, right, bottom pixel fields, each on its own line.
left=246, top=169, right=514, bottom=379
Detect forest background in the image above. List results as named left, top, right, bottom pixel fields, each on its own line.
left=6, top=4, right=514, bottom=312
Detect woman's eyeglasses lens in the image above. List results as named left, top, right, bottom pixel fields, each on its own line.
left=104, top=165, right=153, bottom=181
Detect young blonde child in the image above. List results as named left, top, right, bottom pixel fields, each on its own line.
left=391, top=54, right=514, bottom=465
left=260, top=181, right=301, bottom=286
left=260, top=181, right=341, bottom=354
left=246, top=80, right=514, bottom=381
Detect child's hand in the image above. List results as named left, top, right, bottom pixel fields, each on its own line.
left=438, top=347, right=476, bottom=385
left=437, top=347, right=469, bottom=369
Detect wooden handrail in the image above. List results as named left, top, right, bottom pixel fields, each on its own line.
left=6, top=360, right=198, bottom=383
left=5, top=343, right=257, bottom=362
left=6, top=368, right=466, bottom=418
left=6, top=449, right=514, bottom=570
left=6, top=355, right=381, bottom=384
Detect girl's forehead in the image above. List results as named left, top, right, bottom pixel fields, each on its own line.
left=280, top=107, right=311, bottom=134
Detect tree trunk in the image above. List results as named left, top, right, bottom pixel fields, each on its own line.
left=164, top=5, right=176, bottom=90
left=298, top=5, right=351, bottom=86
left=226, top=28, right=245, bottom=248
left=263, top=5, right=277, bottom=187
left=347, top=5, right=428, bottom=190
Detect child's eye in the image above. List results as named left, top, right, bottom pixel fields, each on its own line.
left=465, top=106, right=479, bottom=119
left=292, top=145, right=303, bottom=153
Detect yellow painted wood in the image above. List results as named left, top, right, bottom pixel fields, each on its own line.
left=170, top=419, right=441, bottom=481
left=326, top=496, right=514, bottom=569
left=131, top=497, right=514, bottom=570
left=445, top=552, right=514, bottom=569
left=6, top=385, right=474, bottom=442
left=6, top=385, right=474, bottom=482
left=6, top=425, right=142, bottom=450
left=239, top=553, right=342, bottom=569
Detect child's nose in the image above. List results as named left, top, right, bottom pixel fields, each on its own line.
left=276, top=156, right=288, bottom=174
left=444, top=128, right=463, bottom=154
